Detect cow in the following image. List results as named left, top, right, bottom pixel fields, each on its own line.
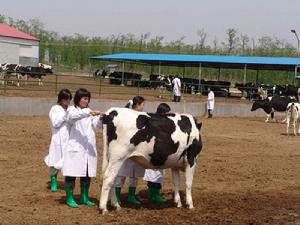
left=0, top=63, right=20, bottom=86
left=283, top=84, right=300, bottom=101
left=149, top=74, right=172, bottom=98
left=99, top=107, right=203, bottom=214
left=38, top=63, right=53, bottom=74
left=286, top=102, right=300, bottom=136
left=251, top=96, right=297, bottom=122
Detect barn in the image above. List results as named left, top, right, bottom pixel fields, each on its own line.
left=0, top=23, right=39, bottom=66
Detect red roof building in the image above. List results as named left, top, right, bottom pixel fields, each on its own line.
left=0, top=23, right=39, bottom=41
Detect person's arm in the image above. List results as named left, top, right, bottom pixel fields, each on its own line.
left=64, top=106, right=91, bottom=124
left=49, top=106, right=65, bottom=128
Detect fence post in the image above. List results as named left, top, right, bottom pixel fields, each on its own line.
left=137, top=80, right=140, bottom=95
left=55, top=73, right=58, bottom=94
left=3, top=75, right=7, bottom=94
left=99, top=77, right=102, bottom=96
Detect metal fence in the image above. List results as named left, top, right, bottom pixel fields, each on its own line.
left=0, top=72, right=262, bottom=102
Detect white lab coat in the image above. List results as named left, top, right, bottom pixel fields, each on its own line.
left=117, top=159, right=145, bottom=178
left=207, top=91, right=215, bottom=110
left=172, top=77, right=181, bottom=96
left=62, top=106, right=102, bottom=177
left=44, top=105, right=70, bottom=167
left=143, top=169, right=164, bottom=183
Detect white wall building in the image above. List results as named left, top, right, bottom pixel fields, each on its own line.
left=0, top=23, right=39, bottom=66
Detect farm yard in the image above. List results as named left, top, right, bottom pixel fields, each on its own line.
left=0, top=115, right=299, bottom=225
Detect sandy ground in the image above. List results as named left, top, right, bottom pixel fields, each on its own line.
left=0, top=116, right=299, bottom=225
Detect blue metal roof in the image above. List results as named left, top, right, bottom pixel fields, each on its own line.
left=91, top=53, right=300, bottom=71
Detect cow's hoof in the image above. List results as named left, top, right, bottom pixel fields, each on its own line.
left=101, top=209, right=108, bottom=215
left=188, top=205, right=194, bottom=209
left=175, top=202, right=182, bottom=208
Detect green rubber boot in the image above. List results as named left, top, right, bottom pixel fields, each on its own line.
left=65, top=185, right=78, bottom=208
left=79, top=184, right=95, bottom=206
left=115, top=187, right=122, bottom=205
left=50, top=175, right=57, bottom=192
left=151, top=187, right=167, bottom=204
left=128, top=187, right=141, bottom=205
left=147, top=186, right=154, bottom=200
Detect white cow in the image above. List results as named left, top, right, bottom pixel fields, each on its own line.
left=99, top=107, right=203, bottom=214
left=286, top=102, right=300, bottom=136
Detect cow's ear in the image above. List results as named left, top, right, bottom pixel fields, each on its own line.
left=194, top=117, right=202, bottom=130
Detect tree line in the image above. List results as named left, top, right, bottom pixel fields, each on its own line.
left=0, top=15, right=298, bottom=84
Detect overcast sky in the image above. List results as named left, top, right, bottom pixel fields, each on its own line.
left=1, top=0, right=300, bottom=46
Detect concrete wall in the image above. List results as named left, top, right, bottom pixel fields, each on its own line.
left=0, top=96, right=267, bottom=117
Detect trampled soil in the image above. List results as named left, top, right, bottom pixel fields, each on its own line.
left=0, top=116, right=299, bottom=225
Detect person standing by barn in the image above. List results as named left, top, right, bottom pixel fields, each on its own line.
left=207, top=87, right=215, bottom=118
left=62, top=88, right=103, bottom=208
left=44, top=89, right=72, bottom=192
left=114, top=96, right=146, bottom=206
left=172, top=75, right=182, bottom=102
left=143, top=103, right=171, bottom=204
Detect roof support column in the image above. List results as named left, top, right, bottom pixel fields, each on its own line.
left=256, top=70, right=259, bottom=84
left=218, top=68, right=221, bottom=81
left=121, top=61, right=125, bottom=86
left=158, top=61, right=161, bottom=75
left=243, top=64, right=247, bottom=84
left=198, top=63, right=202, bottom=94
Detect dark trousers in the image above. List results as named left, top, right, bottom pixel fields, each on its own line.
left=173, top=95, right=181, bottom=102
left=65, top=176, right=91, bottom=188
left=147, top=181, right=162, bottom=189
left=208, top=109, right=213, bottom=118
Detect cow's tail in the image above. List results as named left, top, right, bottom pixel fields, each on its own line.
left=102, top=124, right=109, bottom=175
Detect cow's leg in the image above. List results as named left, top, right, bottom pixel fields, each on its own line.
left=171, top=169, right=182, bottom=208
left=100, top=158, right=126, bottom=214
left=16, top=74, right=20, bottom=87
left=293, top=120, right=297, bottom=136
left=265, top=114, right=271, bottom=122
left=185, top=164, right=196, bottom=209
left=286, top=116, right=290, bottom=135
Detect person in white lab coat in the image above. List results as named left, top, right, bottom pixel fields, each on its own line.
left=143, top=103, right=171, bottom=204
left=207, top=88, right=215, bottom=118
left=62, top=88, right=103, bottom=208
left=44, top=89, right=72, bottom=192
left=172, top=75, right=181, bottom=102
left=114, top=96, right=146, bottom=206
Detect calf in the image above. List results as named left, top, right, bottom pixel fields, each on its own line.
left=251, top=96, right=297, bottom=122
left=286, top=102, right=300, bottom=135
left=100, top=107, right=203, bottom=214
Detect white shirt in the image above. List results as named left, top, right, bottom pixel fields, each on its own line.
left=62, top=106, right=102, bottom=177
left=207, top=91, right=215, bottom=110
left=172, top=77, right=181, bottom=96
left=44, top=105, right=70, bottom=167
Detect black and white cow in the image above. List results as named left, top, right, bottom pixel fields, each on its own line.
left=100, top=107, right=203, bottom=214
left=283, top=84, right=300, bottom=102
left=0, top=63, right=20, bottom=86
left=251, top=96, right=297, bottom=122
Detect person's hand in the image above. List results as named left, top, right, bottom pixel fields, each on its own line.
left=90, top=111, right=104, bottom=116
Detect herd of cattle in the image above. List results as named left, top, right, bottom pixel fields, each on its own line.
left=0, top=63, right=53, bottom=86
left=95, top=70, right=300, bottom=100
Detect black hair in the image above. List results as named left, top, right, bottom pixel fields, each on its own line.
left=57, top=88, right=72, bottom=103
left=132, top=96, right=145, bottom=108
left=74, top=88, right=91, bottom=107
left=156, top=103, right=171, bottom=115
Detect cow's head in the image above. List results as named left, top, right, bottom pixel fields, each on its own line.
left=251, top=99, right=269, bottom=111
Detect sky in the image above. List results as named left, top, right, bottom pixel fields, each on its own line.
left=1, top=0, right=300, bottom=46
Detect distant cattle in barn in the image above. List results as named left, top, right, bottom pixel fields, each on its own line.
left=149, top=74, right=172, bottom=98
left=251, top=96, right=297, bottom=122
left=109, top=71, right=142, bottom=86
left=100, top=107, right=203, bottom=214
left=286, top=102, right=300, bottom=135
left=235, top=82, right=258, bottom=99
left=203, top=80, right=231, bottom=97
left=283, top=84, right=300, bottom=101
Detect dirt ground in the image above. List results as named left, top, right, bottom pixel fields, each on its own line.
left=0, top=116, right=299, bottom=225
